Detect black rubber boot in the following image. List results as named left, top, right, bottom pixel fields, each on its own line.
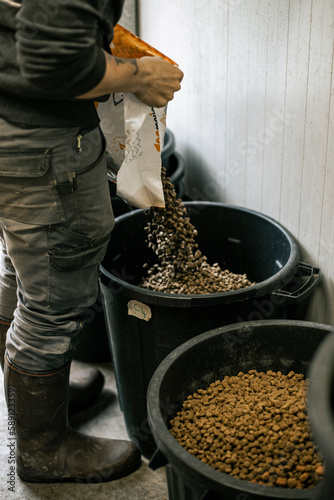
left=0, top=321, right=105, bottom=414
left=4, top=357, right=141, bottom=483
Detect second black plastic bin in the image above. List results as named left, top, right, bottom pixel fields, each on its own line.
left=147, top=320, right=333, bottom=500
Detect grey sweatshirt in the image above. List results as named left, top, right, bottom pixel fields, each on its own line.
left=0, top=0, right=125, bottom=127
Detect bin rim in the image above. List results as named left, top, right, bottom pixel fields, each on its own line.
left=100, top=202, right=300, bottom=307
left=308, top=330, right=334, bottom=469
left=147, top=319, right=333, bottom=498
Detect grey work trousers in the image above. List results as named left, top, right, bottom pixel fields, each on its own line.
left=0, top=117, right=114, bottom=371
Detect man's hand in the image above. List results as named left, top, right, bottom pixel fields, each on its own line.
left=132, top=56, right=183, bottom=108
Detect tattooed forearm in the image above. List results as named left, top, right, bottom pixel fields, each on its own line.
left=114, top=57, right=139, bottom=75
left=76, top=52, right=141, bottom=99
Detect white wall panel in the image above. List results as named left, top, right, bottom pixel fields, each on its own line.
left=119, top=0, right=137, bottom=33
left=138, top=0, right=334, bottom=324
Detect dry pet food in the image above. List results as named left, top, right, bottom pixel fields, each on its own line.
left=140, top=168, right=255, bottom=294
left=169, top=370, right=324, bottom=489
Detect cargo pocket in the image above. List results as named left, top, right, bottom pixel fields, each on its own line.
left=47, top=225, right=111, bottom=307
left=0, top=149, right=64, bottom=224
left=48, top=226, right=110, bottom=272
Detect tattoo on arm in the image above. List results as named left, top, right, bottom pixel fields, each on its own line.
left=114, top=57, right=139, bottom=75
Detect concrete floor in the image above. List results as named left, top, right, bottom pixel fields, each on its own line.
left=0, top=360, right=168, bottom=500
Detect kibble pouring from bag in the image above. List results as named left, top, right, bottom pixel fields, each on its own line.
left=140, top=167, right=255, bottom=294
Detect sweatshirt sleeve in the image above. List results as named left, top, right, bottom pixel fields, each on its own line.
left=15, top=0, right=111, bottom=99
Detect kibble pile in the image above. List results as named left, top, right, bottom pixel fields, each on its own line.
left=140, top=168, right=255, bottom=294
left=169, top=370, right=324, bottom=489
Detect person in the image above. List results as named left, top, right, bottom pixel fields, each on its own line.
left=0, top=0, right=183, bottom=484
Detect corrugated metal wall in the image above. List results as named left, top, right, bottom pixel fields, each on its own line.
left=138, top=0, right=334, bottom=325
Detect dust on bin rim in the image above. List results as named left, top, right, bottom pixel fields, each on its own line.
left=100, top=202, right=300, bottom=307
left=147, top=319, right=331, bottom=499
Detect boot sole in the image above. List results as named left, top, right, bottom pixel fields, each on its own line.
left=17, top=456, right=142, bottom=484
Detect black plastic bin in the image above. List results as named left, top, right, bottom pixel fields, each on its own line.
left=99, top=202, right=320, bottom=458
left=147, top=319, right=334, bottom=500
left=72, top=290, right=112, bottom=362
left=167, top=151, right=185, bottom=200
left=162, top=128, right=176, bottom=170
left=308, top=331, right=334, bottom=500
